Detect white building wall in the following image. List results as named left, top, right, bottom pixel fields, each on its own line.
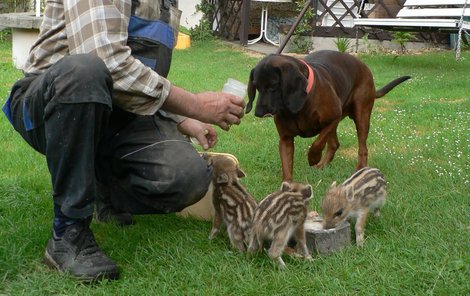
left=178, top=0, right=203, bottom=29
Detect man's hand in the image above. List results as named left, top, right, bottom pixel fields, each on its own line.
left=163, top=86, right=245, bottom=131
left=178, top=118, right=217, bottom=150
left=193, top=91, right=245, bottom=131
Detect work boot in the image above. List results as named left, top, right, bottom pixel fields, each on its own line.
left=95, top=183, right=134, bottom=226
left=44, top=218, right=119, bottom=282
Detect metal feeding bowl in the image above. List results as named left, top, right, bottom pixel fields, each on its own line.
left=304, top=217, right=351, bottom=255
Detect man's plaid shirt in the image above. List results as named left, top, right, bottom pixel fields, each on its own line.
left=24, top=0, right=179, bottom=116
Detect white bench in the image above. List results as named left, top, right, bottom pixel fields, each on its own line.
left=354, top=0, right=470, bottom=32
left=0, top=12, right=42, bottom=70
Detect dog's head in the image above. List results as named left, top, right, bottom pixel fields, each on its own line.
left=246, top=54, right=309, bottom=117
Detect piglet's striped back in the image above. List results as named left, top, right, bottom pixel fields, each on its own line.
left=342, top=167, right=386, bottom=196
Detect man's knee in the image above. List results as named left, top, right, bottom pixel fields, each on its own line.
left=109, top=150, right=212, bottom=214
left=153, top=153, right=212, bottom=212
left=174, top=157, right=213, bottom=211
left=57, top=54, right=109, bottom=75
left=51, top=54, right=113, bottom=106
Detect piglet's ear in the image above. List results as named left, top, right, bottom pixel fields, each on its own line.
left=301, top=185, right=313, bottom=199
left=281, top=181, right=291, bottom=192
left=246, top=68, right=256, bottom=114
left=216, top=173, right=229, bottom=184
left=237, top=168, right=246, bottom=179
left=201, top=153, right=213, bottom=166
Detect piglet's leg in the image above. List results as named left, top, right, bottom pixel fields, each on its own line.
left=373, top=207, right=381, bottom=218
left=247, top=232, right=260, bottom=255
left=269, top=228, right=291, bottom=269
left=354, top=210, right=369, bottom=247
left=208, top=209, right=223, bottom=240
left=294, top=224, right=312, bottom=260
left=228, top=229, right=246, bottom=252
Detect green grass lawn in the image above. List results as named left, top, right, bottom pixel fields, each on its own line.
left=0, top=39, right=469, bottom=295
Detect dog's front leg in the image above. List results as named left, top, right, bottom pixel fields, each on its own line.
left=316, top=129, right=340, bottom=168
left=279, top=136, right=295, bottom=181
left=354, top=115, right=370, bottom=170
left=308, top=120, right=340, bottom=169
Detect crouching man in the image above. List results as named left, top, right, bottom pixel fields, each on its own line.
left=3, top=0, right=244, bottom=281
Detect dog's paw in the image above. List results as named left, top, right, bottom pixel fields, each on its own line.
left=308, top=157, right=321, bottom=167
left=307, top=150, right=323, bottom=166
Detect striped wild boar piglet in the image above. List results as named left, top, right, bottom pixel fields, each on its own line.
left=203, top=153, right=258, bottom=252
left=321, top=167, right=387, bottom=247
left=248, top=181, right=313, bottom=269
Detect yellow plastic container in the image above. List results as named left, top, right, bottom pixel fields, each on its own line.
left=175, top=32, right=191, bottom=50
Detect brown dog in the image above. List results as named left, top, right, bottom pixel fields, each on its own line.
left=246, top=50, right=410, bottom=181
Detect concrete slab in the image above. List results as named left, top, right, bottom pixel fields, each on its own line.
left=245, top=41, right=279, bottom=55
left=0, top=12, right=42, bottom=29
left=229, top=36, right=444, bottom=56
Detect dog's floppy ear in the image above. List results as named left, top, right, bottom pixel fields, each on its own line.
left=281, top=61, right=308, bottom=114
left=246, top=68, right=256, bottom=113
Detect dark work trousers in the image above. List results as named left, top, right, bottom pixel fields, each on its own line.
left=4, top=54, right=212, bottom=219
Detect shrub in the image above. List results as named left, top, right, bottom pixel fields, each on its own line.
left=392, top=31, right=415, bottom=54
left=189, top=0, right=216, bottom=42
left=334, top=37, right=352, bottom=53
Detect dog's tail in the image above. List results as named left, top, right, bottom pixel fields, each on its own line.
left=375, top=76, right=411, bottom=98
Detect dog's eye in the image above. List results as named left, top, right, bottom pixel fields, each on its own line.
left=334, top=209, right=343, bottom=217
